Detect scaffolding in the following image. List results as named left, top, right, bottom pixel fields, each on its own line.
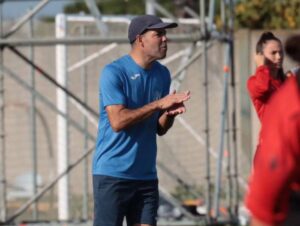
left=0, top=0, right=242, bottom=225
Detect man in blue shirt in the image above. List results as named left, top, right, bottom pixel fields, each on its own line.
left=93, top=15, right=191, bottom=226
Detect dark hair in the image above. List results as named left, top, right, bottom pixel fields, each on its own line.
left=256, top=31, right=285, bottom=82
left=285, top=34, right=300, bottom=87
left=256, top=31, right=281, bottom=54
left=285, top=35, right=300, bottom=63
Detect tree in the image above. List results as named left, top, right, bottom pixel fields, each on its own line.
left=235, top=0, right=300, bottom=29
left=63, top=1, right=89, bottom=14
left=63, top=0, right=300, bottom=29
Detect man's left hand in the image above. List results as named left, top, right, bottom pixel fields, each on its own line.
left=166, top=103, right=186, bottom=116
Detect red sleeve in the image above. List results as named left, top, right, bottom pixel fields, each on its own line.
left=247, top=65, right=274, bottom=99
left=247, top=66, right=274, bottom=121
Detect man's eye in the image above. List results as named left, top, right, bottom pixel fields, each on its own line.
left=156, top=31, right=166, bottom=37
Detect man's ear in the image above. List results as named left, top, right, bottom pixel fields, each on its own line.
left=137, top=35, right=144, bottom=47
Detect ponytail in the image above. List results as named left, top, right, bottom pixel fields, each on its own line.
left=256, top=32, right=281, bottom=54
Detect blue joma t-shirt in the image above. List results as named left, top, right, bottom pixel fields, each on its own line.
left=93, top=55, right=171, bottom=180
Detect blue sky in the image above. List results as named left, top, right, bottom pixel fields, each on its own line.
left=1, top=0, right=70, bottom=19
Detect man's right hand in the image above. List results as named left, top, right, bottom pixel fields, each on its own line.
left=157, top=90, right=190, bottom=111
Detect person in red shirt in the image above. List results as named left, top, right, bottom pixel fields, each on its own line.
left=247, top=32, right=286, bottom=165
left=245, top=34, right=300, bottom=226
left=247, top=32, right=286, bottom=122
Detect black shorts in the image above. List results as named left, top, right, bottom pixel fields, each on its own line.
left=93, top=175, right=159, bottom=226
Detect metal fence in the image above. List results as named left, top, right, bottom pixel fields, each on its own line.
left=0, top=0, right=272, bottom=225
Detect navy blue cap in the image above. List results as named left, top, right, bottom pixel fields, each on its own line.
left=128, top=15, right=178, bottom=43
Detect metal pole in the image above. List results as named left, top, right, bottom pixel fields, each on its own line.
left=0, top=0, right=7, bottom=222
left=3, top=0, right=50, bottom=38
left=213, top=45, right=230, bottom=218
left=0, top=33, right=202, bottom=46
left=220, top=0, right=225, bottom=30
left=171, top=44, right=195, bottom=91
left=172, top=42, right=214, bottom=81
left=159, top=186, right=201, bottom=221
left=225, top=69, right=233, bottom=217
left=152, top=1, right=176, bottom=21
left=29, top=12, right=38, bottom=220
left=80, top=25, right=89, bottom=221
left=0, top=65, right=97, bottom=142
left=84, top=0, right=108, bottom=35
left=68, top=43, right=117, bottom=73
left=4, top=144, right=96, bottom=224
left=56, top=14, right=69, bottom=221
left=222, top=0, right=233, bottom=218
left=146, top=0, right=156, bottom=15
left=183, top=6, right=199, bottom=19
left=208, top=0, right=216, bottom=30
left=228, top=0, right=239, bottom=218
left=200, top=0, right=212, bottom=221
left=7, top=45, right=99, bottom=118
left=157, top=161, right=199, bottom=198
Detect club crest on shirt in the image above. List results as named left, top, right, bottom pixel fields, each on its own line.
left=131, top=74, right=141, bottom=80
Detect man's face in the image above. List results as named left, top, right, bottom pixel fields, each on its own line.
left=140, top=29, right=168, bottom=60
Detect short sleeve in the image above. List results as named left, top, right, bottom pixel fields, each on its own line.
left=100, top=65, right=126, bottom=107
